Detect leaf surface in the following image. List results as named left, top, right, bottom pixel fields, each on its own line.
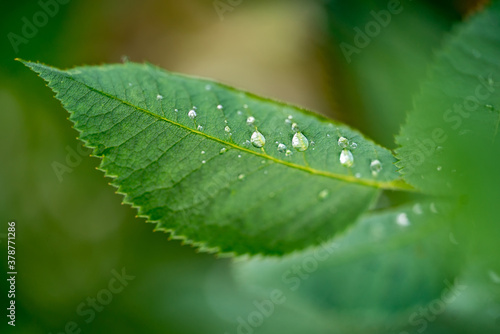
left=22, top=60, right=410, bottom=255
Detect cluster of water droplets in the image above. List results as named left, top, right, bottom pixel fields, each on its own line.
left=338, top=136, right=355, bottom=167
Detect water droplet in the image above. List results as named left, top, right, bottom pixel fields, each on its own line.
left=430, top=203, right=438, bottom=214
left=238, top=154, right=242, bottom=158
left=261, top=160, right=266, bottom=164
left=128, top=82, right=133, bottom=87
left=412, top=203, right=423, bottom=215
left=370, top=159, right=382, bottom=176
left=156, top=94, right=163, bottom=100
left=486, top=104, right=494, bottom=110
left=205, top=84, right=212, bottom=91
left=192, top=106, right=197, bottom=110
left=291, top=123, right=299, bottom=132
left=288, top=115, right=293, bottom=120
left=197, top=125, right=204, bottom=131
left=247, top=116, right=255, bottom=125
left=243, top=104, right=249, bottom=109
left=225, top=125, right=231, bottom=133
left=285, top=149, right=293, bottom=156
left=219, top=148, right=227, bottom=154
left=237, top=110, right=243, bottom=115
left=250, top=131, right=266, bottom=148
left=318, top=189, right=329, bottom=200
left=349, top=142, right=358, bottom=150
left=437, top=166, right=442, bottom=171
left=355, top=173, right=362, bottom=178
left=201, top=151, right=205, bottom=154
left=202, top=160, right=207, bottom=164
left=292, top=132, right=309, bottom=151
left=242, top=140, right=251, bottom=147
left=277, top=143, right=287, bottom=152
left=174, top=109, right=178, bottom=112
left=188, top=110, right=197, bottom=119
left=396, top=213, right=410, bottom=227
left=340, top=149, right=354, bottom=167
left=238, top=174, right=245, bottom=180
left=217, top=104, right=223, bottom=110
left=338, top=136, right=349, bottom=149
left=310, top=141, right=315, bottom=147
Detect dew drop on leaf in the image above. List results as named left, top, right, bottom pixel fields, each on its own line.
left=217, top=104, right=223, bottom=110
left=197, top=125, right=203, bottom=131
left=224, top=126, right=231, bottom=133
left=277, top=143, right=287, bottom=152
left=238, top=174, right=245, bottom=180
left=247, top=116, right=255, bottom=125
left=338, top=136, right=349, bottom=149
left=156, top=94, right=163, bottom=100
left=219, top=147, right=227, bottom=154
left=370, top=159, right=382, bottom=176
left=340, top=149, right=354, bottom=167
left=396, top=213, right=410, bottom=227
left=188, top=110, right=197, bottom=119
left=318, top=189, right=329, bottom=200
left=291, top=123, right=299, bottom=132
left=285, top=149, right=293, bottom=156
left=292, top=132, right=309, bottom=151
left=251, top=131, right=266, bottom=148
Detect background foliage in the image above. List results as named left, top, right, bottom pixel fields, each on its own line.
left=1, top=0, right=498, bottom=333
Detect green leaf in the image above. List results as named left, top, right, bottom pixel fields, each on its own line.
left=232, top=201, right=461, bottom=333
left=21, top=60, right=411, bottom=255
left=395, top=1, right=500, bottom=195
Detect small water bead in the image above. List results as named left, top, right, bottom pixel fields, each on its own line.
left=174, top=109, right=178, bottom=112
left=217, top=104, right=223, bottom=110
left=202, top=160, right=206, bottom=164
left=188, top=110, right=197, bottom=119
left=310, top=141, right=315, bottom=147
left=247, top=116, right=255, bottom=125
left=201, top=151, right=205, bottom=154
left=430, top=202, right=438, bottom=214
left=285, top=149, right=293, bottom=156
left=288, top=115, right=293, bottom=120
left=197, top=125, right=204, bottom=131
left=238, top=174, right=245, bottom=180
left=156, top=94, right=163, bottom=100
left=277, top=143, right=287, bottom=152
left=396, top=213, right=410, bottom=227
left=128, top=82, right=133, bottom=87
left=219, top=147, right=227, bottom=154
left=192, top=106, right=197, bottom=110
left=205, top=84, right=212, bottom=91
left=237, top=110, right=243, bottom=116
left=338, top=136, right=349, bottom=149
left=243, top=104, right=249, bottom=109
left=412, top=203, right=423, bottom=215
left=370, top=159, right=382, bottom=176
left=437, top=166, right=442, bottom=171
left=355, top=173, right=362, bottom=178
left=292, top=132, right=309, bottom=151
left=349, top=142, right=358, bottom=150
left=291, top=123, right=299, bottom=132
left=251, top=131, right=266, bottom=148
left=238, top=154, right=242, bottom=158
left=242, top=140, right=251, bottom=147
left=340, top=149, right=354, bottom=167
left=318, top=189, right=329, bottom=200
left=224, top=126, right=231, bottom=133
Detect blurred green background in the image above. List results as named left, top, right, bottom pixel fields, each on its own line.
left=1, top=0, right=496, bottom=333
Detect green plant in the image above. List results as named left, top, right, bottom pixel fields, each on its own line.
left=19, top=1, right=500, bottom=333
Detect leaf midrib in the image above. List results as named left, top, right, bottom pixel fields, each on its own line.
left=57, top=67, right=412, bottom=191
